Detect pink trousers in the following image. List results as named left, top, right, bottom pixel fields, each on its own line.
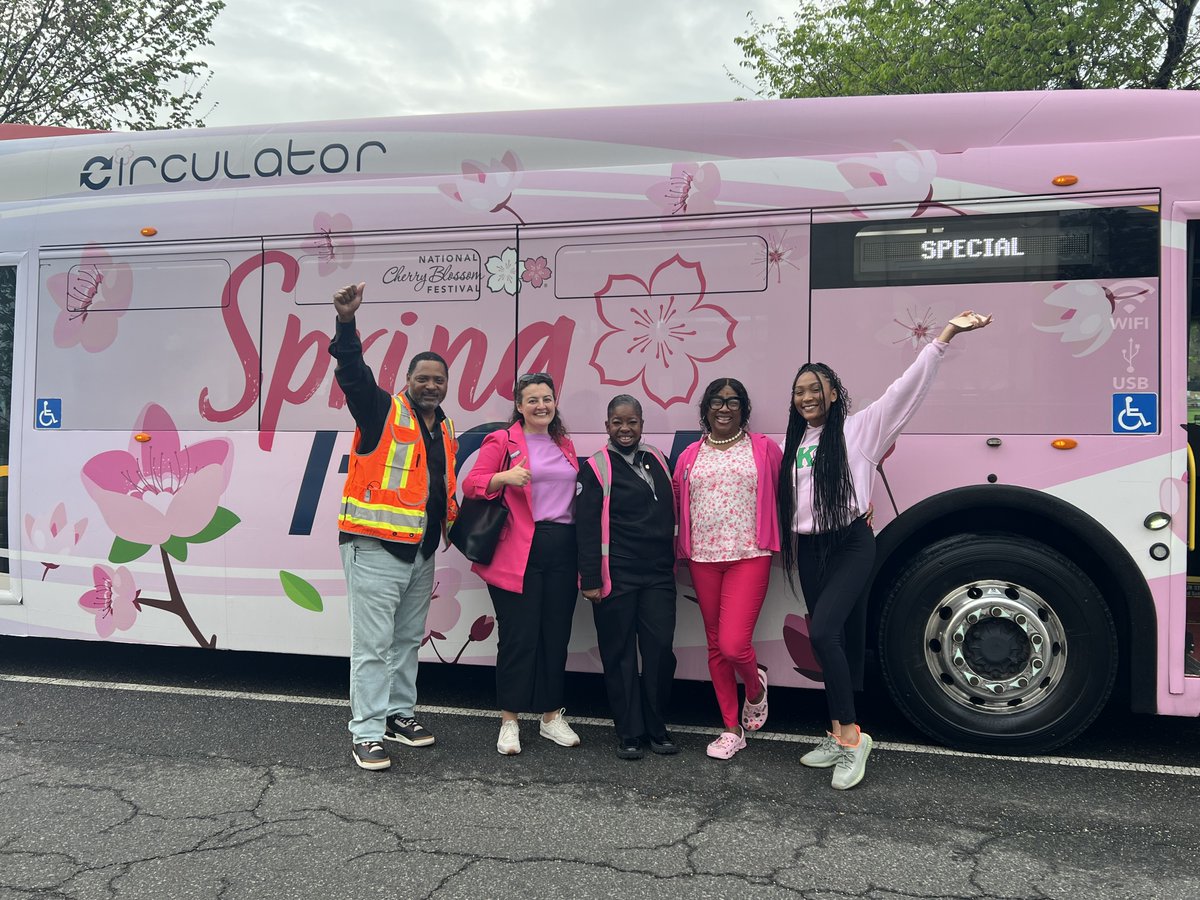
left=688, top=555, right=772, bottom=732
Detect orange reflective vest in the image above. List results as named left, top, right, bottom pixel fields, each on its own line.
left=338, top=393, right=458, bottom=543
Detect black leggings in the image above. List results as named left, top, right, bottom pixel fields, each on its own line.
left=795, top=517, right=876, bottom=724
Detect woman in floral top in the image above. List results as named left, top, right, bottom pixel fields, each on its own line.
left=673, top=378, right=783, bottom=759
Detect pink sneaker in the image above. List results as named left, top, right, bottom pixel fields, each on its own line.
left=741, top=668, right=768, bottom=731
left=706, top=730, right=747, bottom=759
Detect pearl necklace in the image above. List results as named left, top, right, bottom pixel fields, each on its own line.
left=706, top=429, right=744, bottom=446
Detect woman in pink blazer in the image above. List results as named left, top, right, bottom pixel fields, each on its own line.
left=461, top=373, right=581, bottom=756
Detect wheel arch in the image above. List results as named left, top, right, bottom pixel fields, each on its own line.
left=869, top=484, right=1157, bottom=715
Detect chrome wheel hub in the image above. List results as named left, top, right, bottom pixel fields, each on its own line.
left=922, top=580, right=1067, bottom=714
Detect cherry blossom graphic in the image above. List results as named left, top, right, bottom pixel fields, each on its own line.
left=24, top=503, right=87, bottom=581
left=783, top=613, right=823, bottom=682
left=80, top=403, right=241, bottom=648
left=79, top=564, right=139, bottom=638
left=647, top=162, right=722, bottom=215
left=423, top=568, right=463, bottom=647
left=837, top=141, right=963, bottom=219
left=423, top=568, right=496, bottom=663
left=893, top=306, right=940, bottom=349
left=521, top=256, right=553, bottom=289
left=47, top=246, right=133, bottom=352
left=1032, top=281, right=1152, bottom=358
left=485, top=248, right=518, bottom=295
left=752, top=230, right=804, bottom=284
left=302, top=212, right=356, bottom=277
left=589, top=255, right=737, bottom=409
left=439, top=151, right=526, bottom=223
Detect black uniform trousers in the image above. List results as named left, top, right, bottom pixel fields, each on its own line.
left=487, top=521, right=578, bottom=713
left=592, top=560, right=677, bottom=742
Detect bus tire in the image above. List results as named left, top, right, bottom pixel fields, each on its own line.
left=878, top=532, right=1117, bottom=754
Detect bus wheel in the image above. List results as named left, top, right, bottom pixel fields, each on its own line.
left=878, top=533, right=1117, bottom=754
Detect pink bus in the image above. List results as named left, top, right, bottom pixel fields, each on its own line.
left=1, top=90, right=1197, bottom=753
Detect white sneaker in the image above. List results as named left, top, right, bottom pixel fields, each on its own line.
left=831, top=732, right=873, bottom=790
left=800, top=732, right=842, bottom=768
left=497, top=719, right=521, bottom=755
left=538, top=709, right=581, bottom=747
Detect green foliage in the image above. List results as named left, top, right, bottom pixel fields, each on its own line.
left=0, top=0, right=225, bottom=129
left=109, top=536, right=152, bottom=564
left=279, top=571, right=324, bottom=612
left=181, top=506, right=240, bottom=544
left=733, top=0, right=1200, bottom=98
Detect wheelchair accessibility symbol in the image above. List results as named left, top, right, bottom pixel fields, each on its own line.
left=1112, top=393, right=1157, bottom=434
left=35, top=398, right=62, bottom=429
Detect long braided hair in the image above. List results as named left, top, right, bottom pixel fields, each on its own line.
left=777, top=362, right=855, bottom=584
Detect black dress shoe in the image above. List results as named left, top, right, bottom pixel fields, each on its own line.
left=616, top=737, right=644, bottom=760
left=649, top=732, right=680, bottom=755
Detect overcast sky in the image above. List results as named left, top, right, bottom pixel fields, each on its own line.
left=197, top=0, right=798, bottom=127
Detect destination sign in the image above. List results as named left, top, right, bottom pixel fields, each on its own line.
left=856, top=226, right=1092, bottom=275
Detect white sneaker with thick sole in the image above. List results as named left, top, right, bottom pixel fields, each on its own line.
left=831, top=732, right=873, bottom=790
left=539, top=709, right=581, bottom=747
left=497, top=719, right=521, bottom=755
left=800, top=732, right=841, bottom=768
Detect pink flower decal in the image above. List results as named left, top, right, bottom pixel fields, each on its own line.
left=82, top=403, right=233, bottom=548
left=647, top=162, right=721, bottom=215
left=469, top=615, right=495, bottom=643
left=589, top=255, right=736, bottom=409
left=24, top=503, right=87, bottom=581
left=47, top=245, right=133, bottom=352
left=783, top=613, right=823, bottom=682
left=79, top=564, right=138, bottom=638
left=1034, top=280, right=1151, bottom=359
left=753, top=230, right=804, bottom=284
left=302, top=212, right=356, bottom=276
left=439, top=151, right=525, bottom=223
left=521, top=256, right=552, bottom=289
left=837, top=141, right=962, bottom=219
left=424, top=569, right=463, bottom=645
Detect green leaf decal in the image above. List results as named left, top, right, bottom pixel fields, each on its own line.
left=162, top=535, right=189, bottom=562
left=109, top=536, right=152, bottom=564
left=279, top=571, right=323, bottom=612
left=184, top=507, right=241, bottom=545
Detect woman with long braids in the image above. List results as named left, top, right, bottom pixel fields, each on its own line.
left=778, top=310, right=992, bottom=790
left=674, top=378, right=783, bottom=759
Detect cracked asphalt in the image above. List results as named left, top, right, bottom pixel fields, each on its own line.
left=1, top=636, right=1199, bottom=900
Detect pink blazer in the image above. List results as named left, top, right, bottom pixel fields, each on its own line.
left=460, top=422, right=579, bottom=593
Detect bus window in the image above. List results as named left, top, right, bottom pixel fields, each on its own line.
left=1188, top=221, right=1200, bottom=424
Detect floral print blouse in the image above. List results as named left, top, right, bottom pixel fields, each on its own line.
left=686, top=438, right=771, bottom=563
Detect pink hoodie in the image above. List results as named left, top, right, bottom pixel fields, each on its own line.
left=673, top=431, right=783, bottom=561
left=461, top=422, right=579, bottom=593
left=790, top=339, right=947, bottom=534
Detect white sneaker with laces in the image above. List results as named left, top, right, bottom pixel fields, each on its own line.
left=831, top=732, right=873, bottom=790
left=539, top=709, right=581, bottom=747
left=497, top=719, right=521, bottom=755
left=800, top=732, right=842, bottom=768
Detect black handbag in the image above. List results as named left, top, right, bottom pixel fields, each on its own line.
left=450, top=451, right=510, bottom=564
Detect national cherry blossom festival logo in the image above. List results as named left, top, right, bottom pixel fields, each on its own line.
left=589, top=254, right=737, bottom=408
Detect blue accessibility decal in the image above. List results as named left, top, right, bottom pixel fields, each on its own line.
left=1112, top=393, right=1157, bottom=434
left=35, top=398, right=62, bottom=429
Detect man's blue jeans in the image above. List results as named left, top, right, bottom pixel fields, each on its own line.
left=340, top=535, right=436, bottom=743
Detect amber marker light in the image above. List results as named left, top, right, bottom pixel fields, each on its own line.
left=140, top=227, right=158, bottom=237
left=134, top=433, right=151, bottom=443
left=1051, top=175, right=1078, bottom=187
left=1051, top=438, right=1078, bottom=450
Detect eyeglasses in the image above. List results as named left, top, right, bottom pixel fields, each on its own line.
left=707, top=396, right=743, bottom=410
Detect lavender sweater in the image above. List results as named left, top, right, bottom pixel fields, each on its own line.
left=791, top=340, right=948, bottom=534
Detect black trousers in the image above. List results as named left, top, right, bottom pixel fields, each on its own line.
left=487, top=522, right=578, bottom=713
left=592, top=562, right=677, bottom=742
left=795, top=517, right=876, bottom=725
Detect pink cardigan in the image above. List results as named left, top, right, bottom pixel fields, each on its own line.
left=672, top=431, right=783, bottom=561
left=460, top=422, right=579, bottom=593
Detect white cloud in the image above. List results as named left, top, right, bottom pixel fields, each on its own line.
left=198, top=0, right=798, bottom=126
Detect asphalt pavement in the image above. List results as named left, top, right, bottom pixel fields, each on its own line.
left=1, top=636, right=1198, bottom=900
